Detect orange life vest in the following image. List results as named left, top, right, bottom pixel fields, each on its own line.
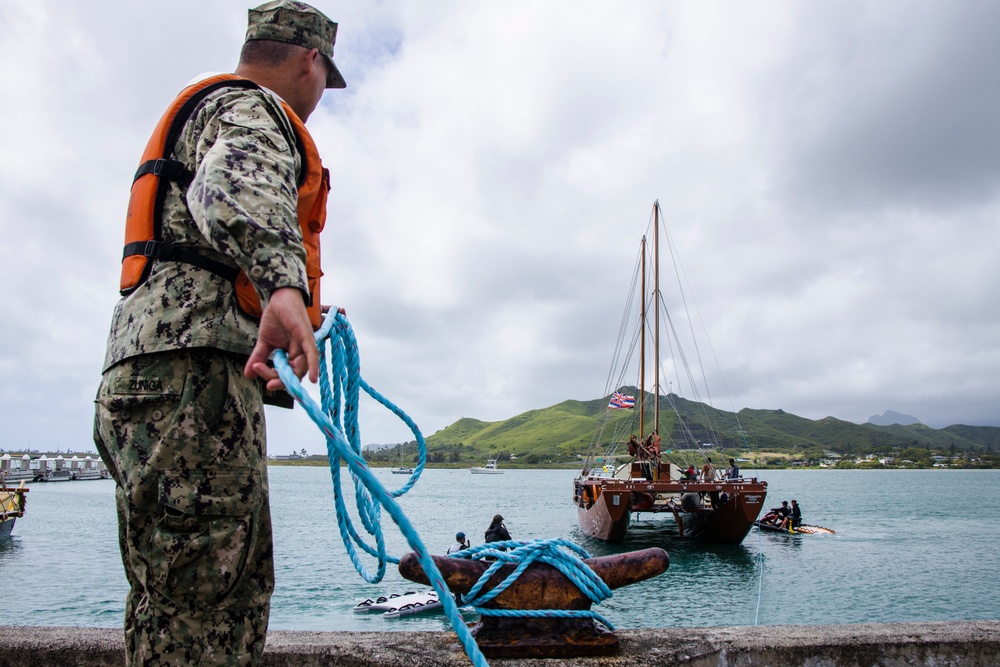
left=121, top=73, right=328, bottom=329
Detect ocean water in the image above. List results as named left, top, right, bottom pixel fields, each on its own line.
left=2, top=467, right=998, bottom=631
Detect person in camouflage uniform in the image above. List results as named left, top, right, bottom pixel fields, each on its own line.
left=94, top=2, right=346, bottom=665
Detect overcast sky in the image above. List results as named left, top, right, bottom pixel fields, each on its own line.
left=2, top=0, right=998, bottom=456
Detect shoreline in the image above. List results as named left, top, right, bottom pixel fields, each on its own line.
left=266, top=459, right=996, bottom=470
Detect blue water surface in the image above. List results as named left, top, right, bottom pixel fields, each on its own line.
left=2, top=467, right=998, bottom=631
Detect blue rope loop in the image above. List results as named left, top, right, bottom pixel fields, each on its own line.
left=275, top=311, right=430, bottom=580
left=274, top=314, right=490, bottom=667
left=450, top=539, right=615, bottom=630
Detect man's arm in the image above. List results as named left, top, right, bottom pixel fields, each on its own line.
left=183, top=90, right=318, bottom=385
left=245, top=286, right=318, bottom=387
left=185, top=89, right=310, bottom=312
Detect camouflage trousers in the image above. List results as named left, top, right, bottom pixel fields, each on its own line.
left=94, top=348, right=274, bottom=666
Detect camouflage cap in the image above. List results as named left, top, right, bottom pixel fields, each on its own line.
left=246, top=0, right=346, bottom=89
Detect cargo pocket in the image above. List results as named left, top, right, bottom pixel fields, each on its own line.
left=97, top=360, right=186, bottom=463
left=151, top=468, right=261, bottom=610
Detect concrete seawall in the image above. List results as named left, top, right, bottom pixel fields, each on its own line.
left=2, top=621, right=999, bottom=666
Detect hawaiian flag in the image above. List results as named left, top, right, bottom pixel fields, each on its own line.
left=608, top=392, right=636, bottom=409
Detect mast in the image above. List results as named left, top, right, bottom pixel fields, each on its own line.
left=639, top=236, right=646, bottom=440
left=653, top=201, right=660, bottom=432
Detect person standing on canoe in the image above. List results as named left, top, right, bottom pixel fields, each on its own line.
left=485, top=514, right=512, bottom=545
left=93, top=3, right=346, bottom=664
left=702, top=457, right=717, bottom=482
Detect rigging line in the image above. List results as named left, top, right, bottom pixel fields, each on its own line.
left=586, top=319, right=642, bottom=468
left=661, top=302, right=728, bottom=454
left=661, top=217, right=715, bottom=412
left=670, top=304, right=757, bottom=471
left=605, top=319, right=642, bottom=417
left=660, top=296, right=758, bottom=474
left=664, top=392, right=701, bottom=450
left=658, top=215, right=760, bottom=476
left=650, top=205, right=757, bottom=476
left=660, top=309, right=680, bottom=397
left=659, top=223, right=736, bottom=464
left=586, top=244, right=645, bottom=469
left=656, top=330, right=704, bottom=467
left=754, top=522, right=765, bottom=626
left=662, top=307, right=708, bottom=410
left=604, top=258, right=642, bottom=395
left=617, top=323, right=642, bottom=389
left=659, top=272, right=709, bottom=412
left=664, top=283, right=755, bottom=468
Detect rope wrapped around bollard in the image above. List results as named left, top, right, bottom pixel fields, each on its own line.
left=451, top=539, right=614, bottom=629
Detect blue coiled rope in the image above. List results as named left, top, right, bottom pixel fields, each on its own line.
left=309, top=311, right=426, bottom=582
left=450, top=539, right=614, bottom=629
left=273, top=310, right=615, bottom=667
left=273, top=311, right=489, bottom=667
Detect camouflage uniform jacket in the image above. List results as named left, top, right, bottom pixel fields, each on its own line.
left=103, top=83, right=309, bottom=372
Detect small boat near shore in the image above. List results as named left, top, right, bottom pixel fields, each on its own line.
left=470, top=457, right=503, bottom=474
left=0, top=469, right=33, bottom=483
left=45, top=469, right=73, bottom=482
left=389, top=443, right=414, bottom=474
left=72, top=468, right=106, bottom=480
left=1, top=453, right=34, bottom=483
left=353, top=590, right=443, bottom=617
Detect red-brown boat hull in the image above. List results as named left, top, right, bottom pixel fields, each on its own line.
left=574, top=475, right=767, bottom=545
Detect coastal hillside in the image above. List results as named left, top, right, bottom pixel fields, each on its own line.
left=414, top=388, right=1000, bottom=464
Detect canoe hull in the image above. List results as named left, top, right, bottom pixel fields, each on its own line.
left=575, top=474, right=767, bottom=545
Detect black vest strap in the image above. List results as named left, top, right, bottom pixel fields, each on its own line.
left=133, top=158, right=194, bottom=188
left=122, top=239, right=240, bottom=282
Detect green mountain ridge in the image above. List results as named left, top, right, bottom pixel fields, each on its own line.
left=420, top=388, right=1000, bottom=463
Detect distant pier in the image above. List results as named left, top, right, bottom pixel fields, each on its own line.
left=1, top=452, right=110, bottom=483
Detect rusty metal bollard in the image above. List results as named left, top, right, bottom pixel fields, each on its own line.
left=398, top=546, right=669, bottom=658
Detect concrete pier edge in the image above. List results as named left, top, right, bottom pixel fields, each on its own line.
left=2, top=621, right=999, bottom=666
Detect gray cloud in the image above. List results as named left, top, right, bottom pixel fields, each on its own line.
left=1, top=1, right=998, bottom=457
left=770, top=1, right=1000, bottom=213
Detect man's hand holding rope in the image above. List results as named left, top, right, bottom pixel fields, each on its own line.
left=244, top=286, right=320, bottom=389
